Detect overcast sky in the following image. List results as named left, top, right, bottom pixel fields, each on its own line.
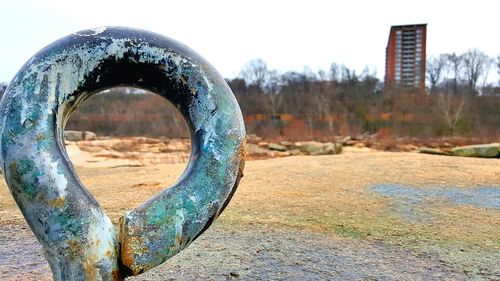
left=1, top=0, right=499, bottom=83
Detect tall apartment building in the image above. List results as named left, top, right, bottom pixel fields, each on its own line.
left=385, top=24, right=427, bottom=89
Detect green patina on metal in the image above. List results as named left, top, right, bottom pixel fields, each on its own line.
left=0, top=27, right=246, bottom=280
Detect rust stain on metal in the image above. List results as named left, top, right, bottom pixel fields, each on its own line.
left=47, top=197, right=65, bottom=208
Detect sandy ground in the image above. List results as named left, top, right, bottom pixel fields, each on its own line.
left=0, top=147, right=499, bottom=280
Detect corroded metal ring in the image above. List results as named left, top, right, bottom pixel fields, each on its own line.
left=0, top=27, right=245, bottom=280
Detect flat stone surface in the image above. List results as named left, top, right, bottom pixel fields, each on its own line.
left=452, top=143, right=500, bottom=158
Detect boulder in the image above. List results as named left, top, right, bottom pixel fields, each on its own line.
left=64, top=130, right=96, bottom=141
left=334, top=142, right=343, bottom=154
left=82, top=131, right=97, bottom=141
left=323, top=142, right=342, bottom=154
left=246, top=134, right=262, bottom=144
left=268, top=143, right=288, bottom=152
left=277, top=151, right=291, bottom=157
left=246, top=143, right=274, bottom=158
left=298, top=141, right=342, bottom=155
left=64, top=131, right=83, bottom=141
left=344, top=140, right=358, bottom=146
left=342, top=135, right=352, bottom=143
left=353, top=142, right=366, bottom=148
left=419, top=147, right=451, bottom=156
left=280, top=141, right=294, bottom=148
left=297, top=141, right=320, bottom=154
left=452, top=143, right=500, bottom=158
left=257, top=141, right=269, bottom=148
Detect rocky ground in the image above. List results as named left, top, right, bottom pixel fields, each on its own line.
left=0, top=224, right=472, bottom=281
left=0, top=139, right=499, bottom=280
left=62, top=135, right=499, bottom=168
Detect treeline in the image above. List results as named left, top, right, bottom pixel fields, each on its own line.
left=67, top=88, right=189, bottom=138
left=0, top=49, right=499, bottom=140
left=229, top=49, right=500, bottom=140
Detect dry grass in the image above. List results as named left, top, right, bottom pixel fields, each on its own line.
left=0, top=150, right=499, bottom=277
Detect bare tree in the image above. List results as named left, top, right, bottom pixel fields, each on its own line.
left=240, top=59, right=269, bottom=90
left=461, top=49, right=493, bottom=93
left=497, top=55, right=500, bottom=85
left=317, top=69, right=329, bottom=81
left=230, top=55, right=500, bottom=140
left=478, top=60, right=494, bottom=95
left=437, top=92, right=465, bottom=135
left=263, top=70, right=283, bottom=116
left=278, top=71, right=315, bottom=138
left=312, top=83, right=331, bottom=138
left=426, top=55, right=446, bottom=93
left=340, top=65, right=358, bottom=84
left=329, top=63, right=340, bottom=82
left=443, top=53, right=463, bottom=95
left=360, top=66, right=380, bottom=95
left=312, top=70, right=342, bottom=139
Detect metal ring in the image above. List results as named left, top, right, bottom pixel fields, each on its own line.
left=0, top=27, right=245, bottom=280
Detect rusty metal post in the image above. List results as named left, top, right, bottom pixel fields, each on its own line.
left=0, top=27, right=245, bottom=280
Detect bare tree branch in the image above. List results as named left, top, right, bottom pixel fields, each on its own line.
left=240, top=59, right=269, bottom=91
left=437, top=92, right=466, bottom=135
left=461, top=49, right=493, bottom=93
left=426, top=55, right=446, bottom=93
